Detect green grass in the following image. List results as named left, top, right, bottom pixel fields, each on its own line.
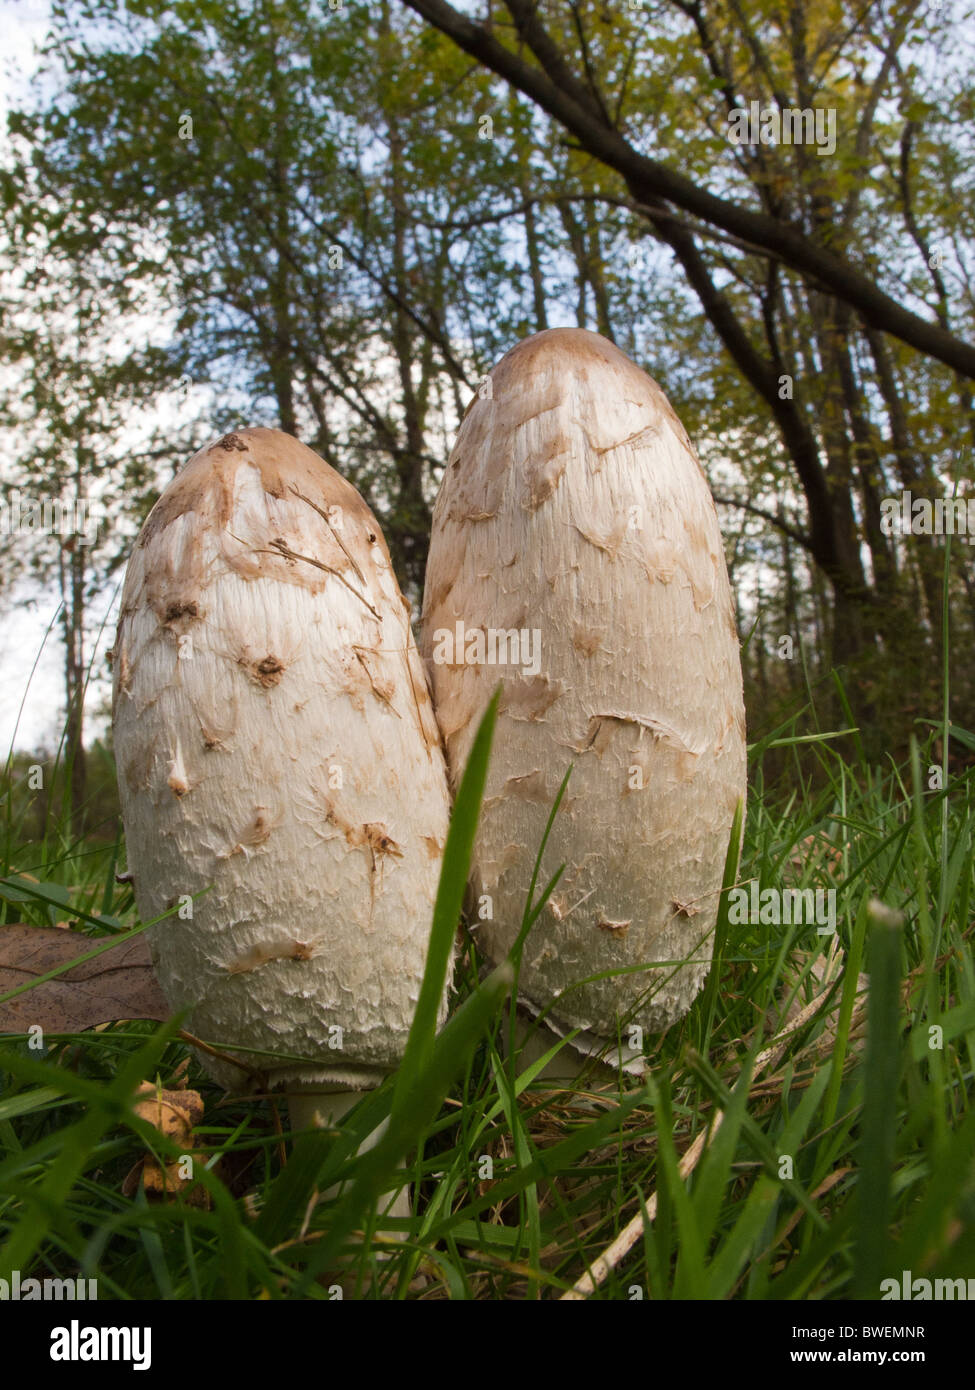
left=1, top=683, right=974, bottom=1299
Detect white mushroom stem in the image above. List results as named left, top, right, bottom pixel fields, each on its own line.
left=286, top=1088, right=411, bottom=1229
left=504, top=1003, right=645, bottom=1087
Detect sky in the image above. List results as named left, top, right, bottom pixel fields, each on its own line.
left=0, top=2, right=67, bottom=755
left=0, top=1, right=49, bottom=122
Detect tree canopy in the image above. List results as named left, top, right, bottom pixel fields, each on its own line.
left=2, top=0, right=974, bottom=769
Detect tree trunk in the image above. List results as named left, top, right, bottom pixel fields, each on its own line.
left=381, top=1, right=433, bottom=599
left=59, top=527, right=87, bottom=838
left=267, top=18, right=297, bottom=436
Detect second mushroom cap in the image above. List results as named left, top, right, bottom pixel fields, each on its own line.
left=421, top=329, right=746, bottom=1054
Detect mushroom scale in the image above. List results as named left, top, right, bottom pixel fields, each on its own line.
left=112, top=428, right=451, bottom=1093
left=421, top=329, right=746, bottom=1058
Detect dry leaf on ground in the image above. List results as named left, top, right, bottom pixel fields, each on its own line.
left=123, top=1081, right=210, bottom=1207
left=0, top=925, right=171, bottom=1033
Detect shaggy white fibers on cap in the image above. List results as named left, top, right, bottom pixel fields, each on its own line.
left=113, top=428, right=450, bottom=1092
left=422, top=330, right=746, bottom=1055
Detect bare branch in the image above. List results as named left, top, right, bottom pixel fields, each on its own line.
left=399, top=0, right=975, bottom=378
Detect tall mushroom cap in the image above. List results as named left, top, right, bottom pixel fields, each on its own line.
left=421, top=329, right=746, bottom=1048
left=113, top=428, right=450, bottom=1093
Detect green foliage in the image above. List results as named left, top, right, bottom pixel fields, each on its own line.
left=4, top=0, right=975, bottom=738
left=0, top=0, right=973, bottom=1300
left=0, top=678, right=973, bottom=1297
